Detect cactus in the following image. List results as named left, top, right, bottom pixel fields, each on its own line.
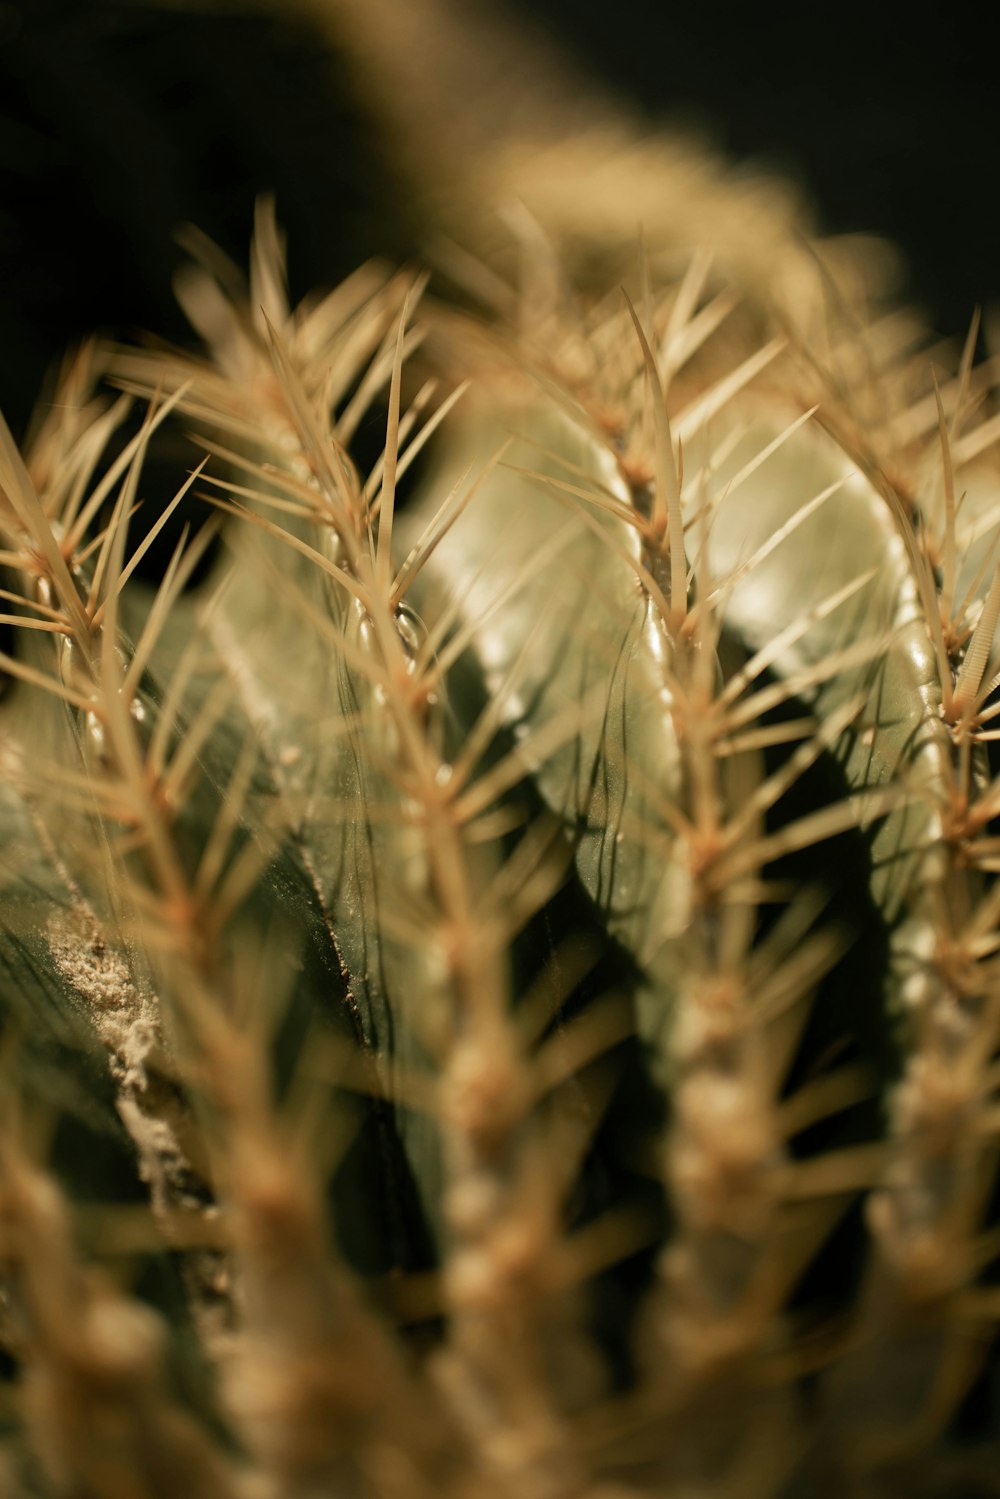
left=2, top=60, right=1000, bottom=1499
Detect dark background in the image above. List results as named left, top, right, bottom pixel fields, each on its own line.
left=511, top=3, right=999, bottom=342
left=1, top=0, right=998, bottom=439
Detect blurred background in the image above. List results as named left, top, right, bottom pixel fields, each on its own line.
left=1, top=0, right=998, bottom=440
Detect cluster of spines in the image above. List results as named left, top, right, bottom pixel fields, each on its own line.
left=0, top=201, right=998, bottom=1499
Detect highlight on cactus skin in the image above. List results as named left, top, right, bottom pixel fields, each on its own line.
left=3, top=22, right=1000, bottom=1499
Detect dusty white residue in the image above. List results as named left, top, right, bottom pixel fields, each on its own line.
left=46, top=905, right=232, bottom=1346
left=48, top=909, right=139, bottom=1019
